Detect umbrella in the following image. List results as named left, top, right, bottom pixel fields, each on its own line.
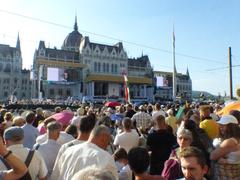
left=105, top=101, right=121, bottom=107
left=217, top=101, right=240, bottom=116
left=49, top=111, right=74, bottom=126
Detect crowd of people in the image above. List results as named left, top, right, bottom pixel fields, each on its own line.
left=0, top=100, right=239, bottom=180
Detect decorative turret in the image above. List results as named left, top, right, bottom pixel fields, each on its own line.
left=186, top=67, right=189, bottom=77
left=74, top=15, right=78, bottom=31
left=16, top=32, right=21, bottom=50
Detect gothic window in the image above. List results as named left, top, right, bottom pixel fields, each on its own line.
left=22, top=93, right=26, bottom=98
left=115, top=64, right=118, bottom=74
left=94, top=62, right=97, bottom=72
left=106, top=63, right=109, bottom=73
left=98, top=62, right=101, bottom=72
left=49, top=89, right=54, bottom=96
left=111, top=64, right=114, bottom=73
left=0, top=63, right=3, bottom=71
left=4, top=92, right=8, bottom=97
left=66, top=89, right=71, bottom=96
left=4, top=64, right=11, bottom=73
left=103, top=63, right=106, bottom=72
left=58, top=89, right=63, bottom=96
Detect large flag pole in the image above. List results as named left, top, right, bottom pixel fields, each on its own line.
left=172, top=26, right=177, bottom=101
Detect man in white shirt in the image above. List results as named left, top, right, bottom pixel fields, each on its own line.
left=1, top=127, right=48, bottom=180
left=51, top=125, right=118, bottom=180
left=35, top=122, right=62, bottom=177
left=114, top=117, right=139, bottom=152
left=53, top=115, right=96, bottom=168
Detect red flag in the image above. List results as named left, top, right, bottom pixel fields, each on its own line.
left=123, top=75, right=130, bottom=103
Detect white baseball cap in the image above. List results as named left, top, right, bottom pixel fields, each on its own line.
left=218, top=115, right=238, bottom=125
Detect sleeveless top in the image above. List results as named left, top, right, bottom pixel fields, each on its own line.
left=226, top=138, right=240, bottom=164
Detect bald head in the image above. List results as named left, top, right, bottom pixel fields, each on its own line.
left=89, top=125, right=111, bottom=150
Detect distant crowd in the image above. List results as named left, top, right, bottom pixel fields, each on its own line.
left=0, top=100, right=239, bottom=180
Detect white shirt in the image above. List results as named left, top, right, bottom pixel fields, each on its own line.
left=51, top=142, right=118, bottom=180
left=113, top=129, right=139, bottom=152
left=53, top=139, right=85, bottom=171
left=36, top=139, right=61, bottom=176
left=0, top=144, right=48, bottom=180
left=36, top=131, right=74, bottom=145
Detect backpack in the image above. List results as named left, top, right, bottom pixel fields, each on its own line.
left=161, top=158, right=182, bottom=180
left=0, top=150, right=34, bottom=180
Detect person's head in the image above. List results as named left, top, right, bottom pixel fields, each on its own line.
left=177, top=128, right=193, bottom=149
left=229, top=110, right=240, bottom=124
left=54, top=106, right=62, bottom=113
left=126, top=104, right=133, bottom=111
left=88, top=125, right=111, bottom=150
left=72, top=166, right=115, bottom=180
left=217, top=115, right=240, bottom=139
left=139, top=105, right=146, bottom=112
left=79, top=115, right=96, bottom=134
left=65, top=124, right=78, bottom=139
left=128, top=147, right=149, bottom=175
left=47, top=121, right=62, bottom=140
left=167, top=109, right=174, bottom=116
left=25, top=111, right=36, bottom=124
left=113, top=147, right=128, bottom=163
left=199, top=105, right=211, bottom=120
left=4, top=112, right=13, bottom=121
left=155, top=114, right=165, bottom=128
left=12, top=116, right=26, bottom=127
left=155, top=103, right=161, bottom=111
left=4, top=126, right=24, bottom=146
left=36, top=107, right=44, bottom=116
left=179, top=146, right=208, bottom=180
left=122, top=117, right=132, bottom=130
left=76, top=107, right=86, bottom=116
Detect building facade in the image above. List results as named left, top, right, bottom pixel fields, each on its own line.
left=0, top=34, right=31, bottom=102
left=33, top=18, right=153, bottom=102
left=154, top=69, right=192, bottom=101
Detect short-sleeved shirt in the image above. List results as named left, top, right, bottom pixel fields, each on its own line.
left=51, top=142, right=118, bottom=180
left=0, top=144, right=48, bottom=180
left=113, top=129, right=139, bottom=152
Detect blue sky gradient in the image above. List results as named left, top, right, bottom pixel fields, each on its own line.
left=0, top=0, right=240, bottom=96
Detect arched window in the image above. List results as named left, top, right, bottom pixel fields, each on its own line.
left=115, top=64, right=118, bottom=74
left=111, top=64, right=114, bottom=73
left=103, top=63, right=106, bottom=72
left=94, top=62, right=97, bottom=72
left=106, top=63, right=109, bottom=73
left=98, top=62, right=101, bottom=72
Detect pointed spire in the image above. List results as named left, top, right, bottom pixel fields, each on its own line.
left=186, top=67, right=189, bottom=76
left=74, top=15, right=78, bottom=31
left=16, top=32, right=21, bottom=50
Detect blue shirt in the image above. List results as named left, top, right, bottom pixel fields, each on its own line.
left=22, top=124, right=39, bottom=149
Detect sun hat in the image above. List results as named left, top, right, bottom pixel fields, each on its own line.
left=218, top=115, right=238, bottom=125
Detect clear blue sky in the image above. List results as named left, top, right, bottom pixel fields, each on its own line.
left=0, top=0, right=240, bottom=96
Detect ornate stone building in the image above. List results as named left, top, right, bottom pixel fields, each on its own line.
left=0, top=34, right=31, bottom=101
left=33, top=18, right=153, bottom=101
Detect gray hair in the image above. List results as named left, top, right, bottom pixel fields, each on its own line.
left=177, top=127, right=193, bottom=140
left=47, top=121, right=62, bottom=132
left=91, top=125, right=111, bottom=137
left=72, top=166, right=115, bottom=180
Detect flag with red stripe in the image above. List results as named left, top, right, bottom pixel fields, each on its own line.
left=123, top=75, right=130, bottom=103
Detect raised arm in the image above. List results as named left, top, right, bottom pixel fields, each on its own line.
left=0, top=137, right=28, bottom=180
